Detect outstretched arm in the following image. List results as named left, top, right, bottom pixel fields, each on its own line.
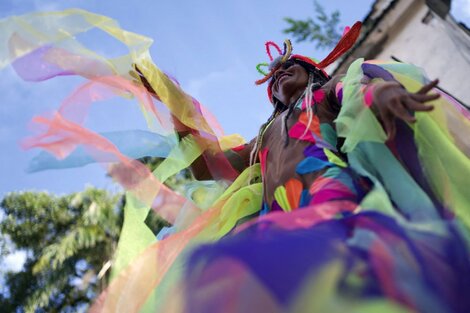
left=368, top=79, right=440, bottom=139
left=133, top=65, right=254, bottom=180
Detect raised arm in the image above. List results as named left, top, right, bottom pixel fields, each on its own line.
left=133, top=65, right=255, bottom=180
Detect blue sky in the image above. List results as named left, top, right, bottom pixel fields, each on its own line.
left=1, top=0, right=469, bottom=198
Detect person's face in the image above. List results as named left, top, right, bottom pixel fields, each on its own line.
left=271, top=60, right=309, bottom=107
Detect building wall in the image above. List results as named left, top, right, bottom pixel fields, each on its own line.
left=335, top=0, right=470, bottom=106
left=374, top=0, right=470, bottom=105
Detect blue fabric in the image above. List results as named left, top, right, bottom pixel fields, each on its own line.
left=296, top=156, right=332, bottom=174
left=27, top=129, right=176, bottom=172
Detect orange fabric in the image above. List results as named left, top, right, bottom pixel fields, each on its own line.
left=285, top=178, right=303, bottom=209
left=299, top=112, right=321, bottom=136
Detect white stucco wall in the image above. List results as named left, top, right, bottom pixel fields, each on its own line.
left=374, top=0, right=470, bottom=105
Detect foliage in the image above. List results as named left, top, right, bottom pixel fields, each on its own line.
left=283, top=0, right=342, bottom=49
left=0, top=155, right=189, bottom=312
left=138, top=156, right=193, bottom=194
left=0, top=188, right=123, bottom=313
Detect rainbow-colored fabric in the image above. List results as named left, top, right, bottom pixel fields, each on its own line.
left=2, top=9, right=470, bottom=313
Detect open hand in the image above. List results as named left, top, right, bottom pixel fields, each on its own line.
left=372, top=79, right=440, bottom=139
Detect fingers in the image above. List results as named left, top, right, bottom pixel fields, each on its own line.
left=410, top=92, right=440, bottom=103
left=405, top=97, right=434, bottom=112
left=372, top=79, right=440, bottom=140
left=128, top=65, right=158, bottom=96
left=130, top=64, right=148, bottom=82
left=133, top=64, right=144, bottom=76
left=417, top=79, right=439, bottom=94
left=389, top=99, right=416, bottom=123
left=381, top=110, right=396, bottom=140
left=129, top=67, right=145, bottom=84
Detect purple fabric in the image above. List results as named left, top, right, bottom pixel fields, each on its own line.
left=12, top=45, right=74, bottom=81
left=303, top=145, right=327, bottom=160
left=337, top=87, right=343, bottom=104
left=271, top=200, right=283, bottom=212
left=394, top=120, right=446, bottom=214
left=361, top=63, right=395, bottom=82
left=185, top=212, right=470, bottom=312
left=187, top=217, right=353, bottom=305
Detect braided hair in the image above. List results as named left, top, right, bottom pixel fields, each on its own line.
left=249, top=100, right=284, bottom=167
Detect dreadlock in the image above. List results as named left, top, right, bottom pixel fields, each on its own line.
left=282, top=62, right=329, bottom=147
left=249, top=100, right=285, bottom=167
left=282, top=100, right=297, bottom=147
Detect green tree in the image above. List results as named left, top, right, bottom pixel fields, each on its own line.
left=0, top=156, right=186, bottom=312
left=0, top=188, right=123, bottom=313
left=283, top=0, right=342, bottom=49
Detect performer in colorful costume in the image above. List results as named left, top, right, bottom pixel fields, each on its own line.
left=1, top=9, right=470, bottom=313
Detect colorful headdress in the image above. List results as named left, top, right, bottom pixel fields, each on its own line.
left=255, top=21, right=362, bottom=102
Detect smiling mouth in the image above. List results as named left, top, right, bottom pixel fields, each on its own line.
left=275, top=73, right=290, bottom=89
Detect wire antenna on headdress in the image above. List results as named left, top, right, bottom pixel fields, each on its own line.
left=265, top=41, right=282, bottom=61
left=255, top=39, right=293, bottom=85
left=255, top=21, right=362, bottom=89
